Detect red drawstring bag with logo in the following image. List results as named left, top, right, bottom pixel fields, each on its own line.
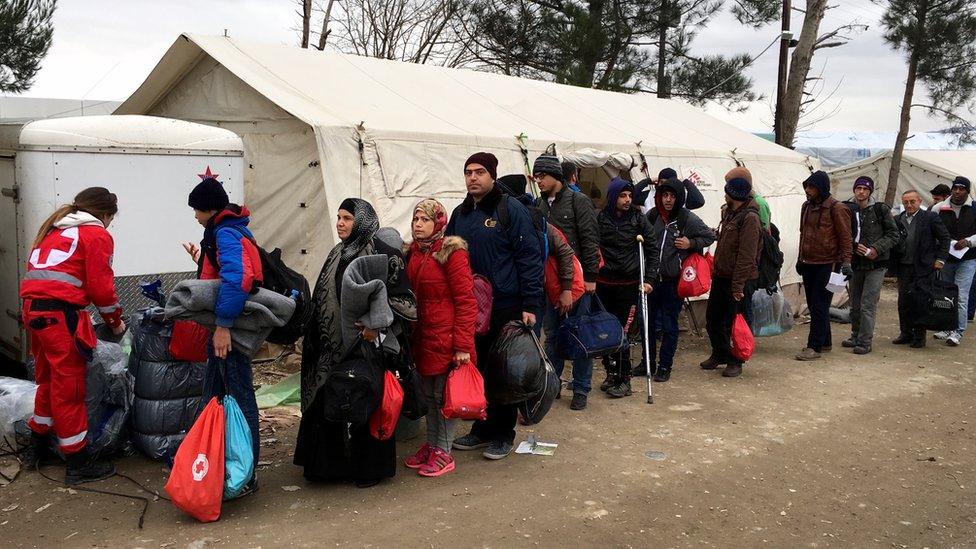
left=169, top=320, right=211, bottom=362
left=730, top=313, right=755, bottom=362
left=369, top=370, right=404, bottom=441
left=442, top=361, right=488, bottom=420
left=677, top=252, right=713, bottom=298
left=165, top=397, right=225, bottom=523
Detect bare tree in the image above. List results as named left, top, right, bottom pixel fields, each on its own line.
left=332, top=0, right=472, bottom=66
left=294, top=0, right=338, bottom=51
left=777, top=0, right=865, bottom=146
left=298, top=0, right=313, bottom=48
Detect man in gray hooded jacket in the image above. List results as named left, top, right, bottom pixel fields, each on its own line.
left=645, top=178, right=715, bottom=381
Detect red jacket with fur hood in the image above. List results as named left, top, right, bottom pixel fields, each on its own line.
left=406, top=236, right=478, bottom=376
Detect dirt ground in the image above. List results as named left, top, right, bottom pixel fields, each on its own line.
left=2, top=286, right=976, bottom=548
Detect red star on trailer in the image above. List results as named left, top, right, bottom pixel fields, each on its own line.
left=198, top=166, right=219, bottom=180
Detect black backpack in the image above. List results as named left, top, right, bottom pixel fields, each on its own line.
left=497, top=194, right=550, bottom=261
left=757, top=222, right=784, bottom=291
left=319, top=339, right=384, bottom=426
left=204, top=227, right=312, bottom=345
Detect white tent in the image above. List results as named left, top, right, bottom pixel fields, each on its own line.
left=117, top=34, right=816, bottom=285
left=829, top=150, right=976, bottom=206
left=794, top=131, right=976, bottom=170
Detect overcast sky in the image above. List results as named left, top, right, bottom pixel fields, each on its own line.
left=10, top=0, right=950, bottom=134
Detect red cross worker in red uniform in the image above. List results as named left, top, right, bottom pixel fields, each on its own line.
left=19, top=187, right=125, bottom=485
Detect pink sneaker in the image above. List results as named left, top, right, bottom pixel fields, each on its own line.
left=418, top=448, right=455, bottom=478
left=404, top=443, right=433, bottom=469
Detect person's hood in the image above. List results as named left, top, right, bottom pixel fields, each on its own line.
left=54, top=211, right=104, bottom=229
left=603, top=177, right=635, bottom=218
left=212, top=204, right=252, bottom=228
left=654, top=177, right=686, bottom=221
left=803, top=170, right=831, bottom=202
left=496, top=174, right=528, bottom=197
left=844, top=195, right=877, bottom=209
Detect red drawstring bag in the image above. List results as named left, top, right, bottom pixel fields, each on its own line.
left=369, top=371, right=403, bottom=441
left=472, top=275, right=493, bottom=336
left=165, top=397, right=225, bottom=523
left=730, top=313, right=755, bottom=362
left=169, top=320, right=211, bottom=362
left=677, top=252, right=713, bottom=298
left=442, top=361, right=487, bottom=420
left=544, top=225, right=585, bottom=306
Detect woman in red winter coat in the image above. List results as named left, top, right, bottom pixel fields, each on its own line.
left=404, top=198, right=478, bottom=477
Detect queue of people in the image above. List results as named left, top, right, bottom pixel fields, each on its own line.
left=16, top=152, right=976, bottom=492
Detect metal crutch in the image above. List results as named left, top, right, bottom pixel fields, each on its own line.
left=636, top=235, right=653, bottom=405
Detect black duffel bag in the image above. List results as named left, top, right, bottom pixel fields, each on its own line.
left=319, top=338, right=384, bottom=426
left=919, top=272, right=958, bottom=332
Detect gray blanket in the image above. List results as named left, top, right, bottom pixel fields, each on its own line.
left=164, top=279, right=296, bottom=357
left=341, top=254, right=398, bottom=353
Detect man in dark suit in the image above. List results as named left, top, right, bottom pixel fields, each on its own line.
left=892, top=190, right=952, bottom=347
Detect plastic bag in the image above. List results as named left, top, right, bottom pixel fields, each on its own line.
left=487, top=321, right=550, bottom=405
left=84, top=340, right=135, bottom=459
left=166, top=397, right=225, bottom=523
left=518, top=334, right=559, bottom=425
left=132, top=307, right=176, bottom=363
left=368, top=371, right=403, bottom=441
left=133, top=360, right=206, bottom=400
left=730, top=314, right=755, bottom=362
left=750, top=288, right=795, bottom=337
left=0, top=377, right=38, bottom=446
left=223, top=395, right=254, bottom=499
left=442, top=361, right=487, bottom=420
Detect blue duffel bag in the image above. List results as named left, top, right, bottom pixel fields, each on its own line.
left=557, top=293, right=627, bottom=360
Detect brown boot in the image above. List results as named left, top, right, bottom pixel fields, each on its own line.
left=722, top=363, right=743, bottom=377
left=700, top=356, right=724, bottom=370
left=794, top=347, right=822, bottom=361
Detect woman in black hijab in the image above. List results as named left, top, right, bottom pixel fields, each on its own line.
left=294, top=198, right=415, bottom=487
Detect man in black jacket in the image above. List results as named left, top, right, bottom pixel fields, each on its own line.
left=932, top=176, right=976, bottom=346
left=535, top=153, right=601, bottom=410
left=645, top=178, right=715, bottom=381
left=892, top=190, right=951, bottom=347
left=596, top=178, right=659, bottom=398
left=842, top=176, right=901, bottom=354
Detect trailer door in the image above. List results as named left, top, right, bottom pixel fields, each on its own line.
left=0, top=153, right=22, bottom=359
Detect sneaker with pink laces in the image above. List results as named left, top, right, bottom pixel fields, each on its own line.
left=404, top=442, right=433, bottom=469
left=418, top=447, right=455, bottom=477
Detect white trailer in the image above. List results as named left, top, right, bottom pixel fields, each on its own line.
left=0, top=115, right=244, bottom=361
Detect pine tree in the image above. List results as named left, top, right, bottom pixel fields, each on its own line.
left=0, top=0, right=56, bottom=93
left=878, top=0, right=976, bottom=205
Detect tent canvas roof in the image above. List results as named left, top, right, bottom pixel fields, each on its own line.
left=118, top=34, right=808, bottom=164
left=828, top=149, right=976, bottom=204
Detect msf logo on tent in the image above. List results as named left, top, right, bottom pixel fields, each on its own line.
left=192, top=453, right=210, bottom=481
left=682, top=265, right=698, bottom=282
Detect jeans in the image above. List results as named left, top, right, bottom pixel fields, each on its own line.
left=542, top=302, right=593, bottom=394
left=421, top=373, right=457, bottom=453
left=799, top=262, right=834, bottom=352
left=849, top=267, right=887, bottom=346
left=941, top=259, right=976, bottom=333
left=648, top=279, right=682, bottom=372
left=203, top=348, right=260, bottom=468
left=969, top=275, right=976, bottom=321
left=596, top=282, right=639, bottom=380
left=705, top=277, right=753, bottom=364
left=470, top=307, right=521, bottom=444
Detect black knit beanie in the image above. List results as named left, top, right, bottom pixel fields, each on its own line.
left=533, top=154, right=564, bottom=182
left=952, top=176, right=972, bottom=193
left=188, top=178, right=229, bottom=211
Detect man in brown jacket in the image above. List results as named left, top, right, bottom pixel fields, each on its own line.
left=702, top=174, right=762, bottom=378
left=796, top=170, right=853, bottom=361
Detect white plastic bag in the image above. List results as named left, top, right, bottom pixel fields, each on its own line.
left=751, top=288, right=795, bottom=337
left=0, top=377, right=38, bottom=445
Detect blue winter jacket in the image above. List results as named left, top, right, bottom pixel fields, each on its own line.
left=446, top=184, right=544, bottom=316
left=199, top=206, right=263, bottom=328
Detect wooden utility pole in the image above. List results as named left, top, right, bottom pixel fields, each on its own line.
left=774, top=0, right=792, bottom=145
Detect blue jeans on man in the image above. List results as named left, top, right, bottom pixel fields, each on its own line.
left=203, top=347, right=260, bottom=468
left=542, top=302, right=592, bottom=394
left=941, top=258, right=976, bottom=334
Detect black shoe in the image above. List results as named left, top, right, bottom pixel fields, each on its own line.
left=606, top=380, right=632, bottom=398
left=853, top=345, right=871, bottom=355
left=600, top=376, right=615, bottom=392
left=226, top=477, right=259, bottom=500
left=910, top=340, right=925, bottom=348
left=20, top=432, right=50, bottom=470
left=722, top=363, right=743, bottom=377
left=892, top=334, right=912, bottom=345
left=355, top=478, right=382, bottom=488
left=841, top=338, right=857, bottom=348
left=65, top=450, right=115, bottom=485
left=652, top=369, right=671, bottom=382
left=631, top=361, right=649, bottom=377
left=569, top=393, right=587, bottom=410
left=700, top=356, right=724, bottom=370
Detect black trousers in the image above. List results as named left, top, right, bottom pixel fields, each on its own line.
left=705, top=277, right=753, bottom=365
left=596, top=282, right=638, bottom=380
left=897, top=264, right=927, bottom=343
left=471, top=306, right=522, bottom=444
left=799, top=262, right=834, bottom=352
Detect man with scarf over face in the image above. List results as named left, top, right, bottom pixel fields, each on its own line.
left=596, top=178, right=659, bottom=398
left=795, top=170, right=853, bottom=362
left=446, top=152, right=544, bottom=461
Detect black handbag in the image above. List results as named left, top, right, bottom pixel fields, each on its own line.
left=919, top=272, right=958, bottom=332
